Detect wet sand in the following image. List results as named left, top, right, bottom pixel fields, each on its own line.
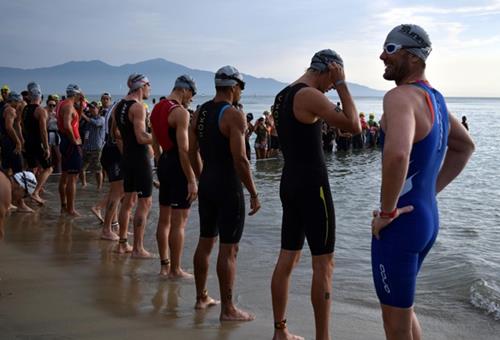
left=0, top=180, right=497, bottom=339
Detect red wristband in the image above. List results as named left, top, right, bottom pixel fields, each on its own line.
left=379, top=207, right=397, bottom=219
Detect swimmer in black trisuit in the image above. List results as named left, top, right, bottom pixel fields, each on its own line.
left=112, top=74, right=154, bottom=258
left=189, top=65, right=261, bottom=321
left=151, top=75, right=198, bottom=279
left=270, top=50, right=361, bottom=340
left=22, top=82, right=52, bottom=205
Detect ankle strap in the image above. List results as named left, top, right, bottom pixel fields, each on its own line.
left=160, top=259, right=170, bottom=266
left=118, top=238, right=128, bottom=244
left=274, top=319, right=287, bottom=330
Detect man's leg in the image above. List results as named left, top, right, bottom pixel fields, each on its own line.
left=217, top=243, right=254, bottom=321
left=156, top=204, right=172, bottom=275
left=65, top=173, right=80, bottom=216
left=114, top=192, right=135, bottom=253
left=131, top=196, right=153, bottom=258
left=271, top=249, right=303, bottom=340
left=381, top=305, right=420, bottom=340
left=101, top=180, right=123, bottom=241
left=311, top=253, right=334, bottom=340
left=96, top=170, right=103, bottom=190
left=193, top=237, right=219, bottom=309
left=169, top=208, right=192, bottom=278
left=32, top=166, right=52, bottom=204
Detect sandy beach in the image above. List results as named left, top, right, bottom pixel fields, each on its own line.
left=0, top=176, right=499, bottom=340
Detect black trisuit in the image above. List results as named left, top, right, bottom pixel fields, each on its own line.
left=195, top=101, right=245, bottom=244
left=272, top=83, right=335, bottom=256
left=115, top=100, right=152, bottom=198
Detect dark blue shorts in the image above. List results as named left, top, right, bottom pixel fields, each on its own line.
left=60, top=135, right=83, bottom=174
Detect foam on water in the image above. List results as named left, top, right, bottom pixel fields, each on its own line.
left=470, top=279, right=500, bottom=320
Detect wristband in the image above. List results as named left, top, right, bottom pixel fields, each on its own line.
left=379, top=207, right=397, bottom=219
left=335, top=79, right=346, bottom=88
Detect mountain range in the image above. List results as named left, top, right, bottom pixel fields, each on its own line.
left=0, top=58, right=384, bottom=97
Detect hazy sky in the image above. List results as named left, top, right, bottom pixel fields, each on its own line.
left=1, top=0, right=500, bottom=96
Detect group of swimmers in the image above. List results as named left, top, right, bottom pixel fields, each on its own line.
left=0, top=24, right=475, bottom=340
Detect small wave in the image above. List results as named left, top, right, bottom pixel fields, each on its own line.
left=470, top=279, right=500, bottom=320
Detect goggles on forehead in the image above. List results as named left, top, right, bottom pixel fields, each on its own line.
left=384, top=42, right=432, bottom=55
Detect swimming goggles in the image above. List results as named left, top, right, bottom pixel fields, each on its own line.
left=384, top=43, right=432, bottom=55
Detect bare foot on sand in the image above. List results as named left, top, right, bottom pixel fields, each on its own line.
left=16, top=202, right=34, bottom=213
left=100, top=230, right=119, bottom=241
left=168, top=269, right=194, bottom=280
left=66, top=210, right=81, bottom=218
left=195, top=295, right=220, bottom=310
left=31, top=194, right=46, bottom=205
left=91, top=206, right=104, bottom=223
left=8, top=204, right=18, bottom=212
left=273, top=329, right=304, bottom=340
left=131, top=249, right=155, bottom=259
left=220, top=307, right=255, bottom=322
left=114, top=242, right=133, bottom=254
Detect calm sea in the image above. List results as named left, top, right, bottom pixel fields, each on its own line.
left=90, top=94, right=500, bottom=327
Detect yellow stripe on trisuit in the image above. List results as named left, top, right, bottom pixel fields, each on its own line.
left=319, top=186, right=329, bottom=245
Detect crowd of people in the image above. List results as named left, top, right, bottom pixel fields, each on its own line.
left=0, top=24, right=475, bottom=340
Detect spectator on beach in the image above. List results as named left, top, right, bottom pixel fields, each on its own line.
left=46, top=96, right=61, bottom=173
left=270, top=49, right=360, bottom=340
left=151, top=74, right=198, bottom=279
left=245, top=112, right=254, bottom=160
left=113, top=73, right=154, bottom=258
left=461, top=115, right=469, bottom=131
left=367, top=113, right=379, bottom=147
left=189, top=65, right=260, bottom=321
left=371, top=24, right=474, bottom=340
left=57, top=84, right=85, bottom=216
left=22, top=82, right=52, bottom=205
left=81, top=101, right=105, bottom=190
left=254, top=116, right=268, bottom=159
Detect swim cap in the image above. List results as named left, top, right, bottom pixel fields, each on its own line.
left=1, top=84, right=9, bottom=92
left=127, top=73, right=150, bottom=92
left=27, top=82, right=42, bottom=98
left=384, top=24, right=432, bottom=61
left=13, top=171, right=37, bottom=195
left=66, top=84, right=82, bottom=97
left=175, top=75, right=197, bottom=95
left=7, top=92, right=22, bottom=102
left=215, top=65, right=245, bottom=89
left=310, top=49, right=344, bottom=71
left=359, top=112, right=365, bottom=117
left=369, top=113, right=375, bottom=119
left=246, top=113, right=254, bottom=121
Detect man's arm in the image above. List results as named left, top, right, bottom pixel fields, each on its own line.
left=188, top=109, right=202, bottom=179
left=379, top=88, right=415, bottom=213
left=172, top=107, right=198, bottom=203
left=36, top=106, right=50, bottom=156
left=110, top=107, right=123, bottom=153
left=4, top=108, right=22, bottom=153
left=225, top=108, right=260, bottom=215
left=130, top=103, right=152, bottom=145
left=436, top=113, right=475, bottom=193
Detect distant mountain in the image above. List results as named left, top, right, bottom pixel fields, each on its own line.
left=0, top=58, right=384, bottom=97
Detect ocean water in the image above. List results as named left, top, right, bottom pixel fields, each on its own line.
left=81, top=94, right=500, bottom=327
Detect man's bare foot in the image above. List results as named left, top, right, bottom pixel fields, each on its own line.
left=100, top=230, right=119, bottom=241
left=67, top=210, right=81, bottom=217
left=195, top=294, right=220, bottom=310
left=220, top=307, right=255, bottom=322
left=131, top=249, right=155, bottom=259
left=16, top=205, right=34, bottom=213
left=168, top=269, right=194, bottom=280
left=114, top=242, right=133, bottom=254
left=91, top=206, right=104, bottom=223
left=31, top=194, right=46, bottom=205
left=273, top=330, right=304, bottom=340
left=8, top=204, right=18, bottom=212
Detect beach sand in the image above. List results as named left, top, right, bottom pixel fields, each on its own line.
left=0, top=181, right=497, bottom=340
